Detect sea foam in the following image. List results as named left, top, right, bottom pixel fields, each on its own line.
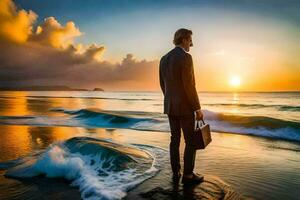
left=4, top=137, right=163, bottom=200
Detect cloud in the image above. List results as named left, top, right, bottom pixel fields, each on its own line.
left=0, top=0, right=37, bottom=43
left=0, top=0, right=159, bottom=90
left=29, top=17, right=82, bottom=49
left=0, top=41, right=158, bottom=90
left=81, top=44, right=106, bottom=62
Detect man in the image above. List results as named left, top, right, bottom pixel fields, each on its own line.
left=159, top=28, right=204, bottom=184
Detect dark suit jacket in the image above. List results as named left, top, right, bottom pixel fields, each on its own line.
left=159, top=46, right=201, bottom=116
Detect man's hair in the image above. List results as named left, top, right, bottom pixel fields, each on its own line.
left=173, top=28, right=192, bottom=45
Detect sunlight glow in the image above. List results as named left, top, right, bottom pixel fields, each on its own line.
left=229, top=76, right=241, bottom=88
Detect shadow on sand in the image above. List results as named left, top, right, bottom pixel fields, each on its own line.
left=126, top=172, right=251, bottom=200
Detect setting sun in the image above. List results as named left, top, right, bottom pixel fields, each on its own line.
left=229, top=76, right=241, bottom=88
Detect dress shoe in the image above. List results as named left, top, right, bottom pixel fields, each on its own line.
left=181, top=172, right=204, bottom=185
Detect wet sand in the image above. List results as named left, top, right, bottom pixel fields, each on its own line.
left=109, top=128, right=300, bottom=200
left=1, top=125, right=300, bottom=199
left=126, top=168, right=245, bottom=200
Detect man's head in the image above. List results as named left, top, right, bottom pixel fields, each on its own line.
left=173, top=28, right=193, bottom=52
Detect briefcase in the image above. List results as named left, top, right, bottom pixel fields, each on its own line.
left=194, top=119, right=211, bottom=149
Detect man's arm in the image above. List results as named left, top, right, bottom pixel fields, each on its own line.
left=159, top=57, right=165, bottom=95
left=182, top=54, right=201, bottom=111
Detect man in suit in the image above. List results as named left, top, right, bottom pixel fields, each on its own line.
left=159, top=28, right=204, bottom=184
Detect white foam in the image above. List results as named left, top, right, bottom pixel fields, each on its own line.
left=6, top=142, right=161, bottom=200
left=1, top=108, right=299, bottom=142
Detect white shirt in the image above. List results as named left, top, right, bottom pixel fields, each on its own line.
left=177, top=45, right=187, bottom=53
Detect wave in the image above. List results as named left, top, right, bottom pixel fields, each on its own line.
left=0, top=108, right=299, bottom=142
left=2, top=137, right=164, bottom=200
left=26, top=96, right=300, bottom=112
left=202, top=110, right=300, bottom=130
left=27, top=95, right=154, bottom=101
left=131, top=110, right=300, bottom=141
left=57, top=108, right=160, bottom=128
left=51, top=107, right=163, bottom=118
left=0, top=116, right=35, bottom=120
left=279, top=105, right=300, bottom=112
left=56, top=109, right=300, bottom=141
left=204, top=103, right=300, bottom=112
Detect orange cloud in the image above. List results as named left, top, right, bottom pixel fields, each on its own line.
left=30, top=17, right=82, bottom=49
left=0, top=0, right=37, bottom=43
left=0, top=0, right=106, bottom=60
left=0, top=0, right=159, bottom=91
left=81, top=44, right=106, bottom=62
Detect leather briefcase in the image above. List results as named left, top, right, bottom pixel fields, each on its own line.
left=194, top=119, right=212, bottom=149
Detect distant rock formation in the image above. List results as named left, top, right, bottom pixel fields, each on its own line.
left=0, top=85, right=88, bottom=91
left=93, top=88, right=104, bottom=91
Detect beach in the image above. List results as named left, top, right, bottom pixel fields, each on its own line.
left=0, top=91, right=299, bottom=200
left=1, top=0, right=300, bottom=199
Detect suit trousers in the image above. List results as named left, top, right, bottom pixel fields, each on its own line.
left=167, top=113, right=196, bottom=175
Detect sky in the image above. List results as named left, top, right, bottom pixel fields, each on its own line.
left=0, top=0, right=299, bottom=91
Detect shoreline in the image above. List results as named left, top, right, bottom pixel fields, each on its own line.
left=0, top=118, right=299, bottom=145
left=0, top=125, right=300, bottom=199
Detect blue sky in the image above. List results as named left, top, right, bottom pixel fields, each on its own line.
left=14, top=0, right=300, bottom=62
left=1, top=0, right=299, bottom=91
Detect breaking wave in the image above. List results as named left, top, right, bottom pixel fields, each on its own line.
left=1, top=137, right=166, bottom=200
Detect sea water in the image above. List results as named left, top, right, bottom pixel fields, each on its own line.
left=0, top=91, right=299, bottom=200
left=0, top=91, right=299, bottom=141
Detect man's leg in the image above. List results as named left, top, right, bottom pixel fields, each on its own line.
left=180, top=113, right=196, bottom=175
left=167, top=114, right=181, bottom=174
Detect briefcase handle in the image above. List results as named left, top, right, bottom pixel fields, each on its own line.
left=194, top=119, right=205, bottom=130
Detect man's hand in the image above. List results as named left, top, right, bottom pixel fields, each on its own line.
left=195, top=109, right=204, bottom=121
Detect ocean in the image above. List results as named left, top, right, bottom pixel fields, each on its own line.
left=0, top=91, right=299, bottom=199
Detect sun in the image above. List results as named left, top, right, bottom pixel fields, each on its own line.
left=229, top=76, right=241, bottom=88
